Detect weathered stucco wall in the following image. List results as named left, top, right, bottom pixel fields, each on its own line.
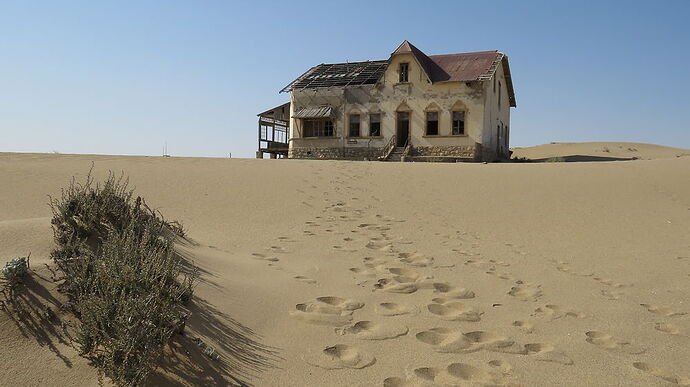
left=288, top=51, right=511, bottom=161
left=482, top=61, right=512, bottom=160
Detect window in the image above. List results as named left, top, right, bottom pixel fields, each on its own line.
left=348, top=114, right=360, bottom=137
left=426, top=111, right=439, bottom=136
left=498, top=81, right=502, bottom=109
left=452, top=111, right=465, bottom=135
left=369, top=113, right=381, bottom=137
left=399, top=62, right=409, bottom=83
left=493, top=76, right=496, bottom=93
left=303, top=119, right=334, bottom=137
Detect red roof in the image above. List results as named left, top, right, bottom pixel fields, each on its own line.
left=392, top=41, right=516, bottom=107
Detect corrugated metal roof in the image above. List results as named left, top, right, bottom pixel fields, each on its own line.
left=282, top=41, right=516, bottom=107
left=281, top=60, right=388, bottom=93
left=293, top=106, right=335, bottom=118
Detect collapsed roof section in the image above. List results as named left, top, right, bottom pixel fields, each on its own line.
left=281, top=41, right=515, bottom=107
left=280, top=60, right=389, bottom=93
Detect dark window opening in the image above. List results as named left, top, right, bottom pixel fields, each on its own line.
left=399, top=63, right=409, bottom=83
left=348, top=114, right=361, bottom=137
left=452, top=111, right=465, bottom=135
left=498, top=81, right=502, bottom=109
left=369, top=113, right=381, bottom=137
left=426, top=111, right=439, bottom=136
left=303, top=119, right=334, bottom=137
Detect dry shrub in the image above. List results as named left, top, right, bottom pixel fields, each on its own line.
left=50, top=170, right=195, bottom=386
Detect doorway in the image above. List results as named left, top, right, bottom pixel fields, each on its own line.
left=396, top=111, right=409, bottom=147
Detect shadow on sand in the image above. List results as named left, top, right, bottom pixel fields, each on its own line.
left=148, top=236, right=282, bottom=386
left=515, top=155, right=637, bottom=163
left=149, top=296, right=281, bottom=386
left=0, top=270, right=75, bottom=368
left=1, top=241, right=280, bottom=386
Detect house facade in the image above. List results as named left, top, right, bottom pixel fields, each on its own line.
left=279, top=41, right=516, bottom=162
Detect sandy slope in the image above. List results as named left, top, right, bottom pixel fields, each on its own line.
left=1, top=143, right=690, bottom=386
left=511, top=141, right=690, bottom=162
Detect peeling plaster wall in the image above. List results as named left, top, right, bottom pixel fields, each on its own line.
left=288, top=52, right=510, bottom=161
left=483, top=61, right=512, bottom=160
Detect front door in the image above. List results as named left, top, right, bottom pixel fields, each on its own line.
left=396, top=111, right=409, bottom=147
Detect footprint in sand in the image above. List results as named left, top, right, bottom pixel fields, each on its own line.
left=289, top=296, right=364, bottom=326
left=640, top=303, right=687, bottom=317
left=601, top=289, right=623, bottom=300
left=384, top=362, right=511, bottom=386
left=375, top=302, right=420, bottom=317
left=303, top=344, right=375, bottom=369
left=398, top=252, right=434, bottom=267
left=335, top=321, right=408, bottom=340
left=585, top=331, right=646, bottom=354
left=534, top=304, right=586, bottom=320
left=593, top=276, right=626, bottom=288
left=416, top=328, right=515, bottom=353
left=552, top=260, right=594, bottom=277
left=366, top=239, right=395, bottom=253
left=521, top=343, right=573, bottom=365
left=432, top=283, right=475, bottom=299
left=267, top=245, right=287, bottom=254
left=374, top=268, right=434, bottom=294
left=251, top=253, right=279, bottom=262
left=507, top=281, right=543, bottom=301
left=633, top=362, right=690, bottom=385
left=349, top=258, right=389, bottom=278
left=485, top=269, right=514, bottom=280
left=293, top=275, right=317, bottom=284
left=655, top=322, right=682, bottom=335
left=512, top=320, right=535, bottom=333
left=427, top=299, right=482, bottom=321
left=332, top=245, right=357, bottom=252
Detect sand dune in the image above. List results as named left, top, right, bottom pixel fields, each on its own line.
left=512, top=141, right=690, bottom=161
left=1, top=142, right=690, bottom=386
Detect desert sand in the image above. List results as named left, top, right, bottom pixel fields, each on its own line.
left=1, top=142, right=689, bottom=386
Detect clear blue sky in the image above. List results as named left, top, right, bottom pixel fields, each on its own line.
left=1, top=1, right=689, bottom=157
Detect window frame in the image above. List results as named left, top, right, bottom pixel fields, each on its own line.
left=302, top=118, right=335, bottom=138
left=348, top=114, right=361, bottom=138
left=399, top=62, right=409, bottom=83
left=369, top=113, right=381, bottom=137
left=425, top=111, right=439, bottom=136
left=452, top=111, right=466, bottom=136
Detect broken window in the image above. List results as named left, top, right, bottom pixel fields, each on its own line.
left=349, top=114, right=361, bottom=137
left=303, top=119, right=334, bottom=137
left=452, top=111, right=465, bottom=135
left=399, top=63, right=409, bottom=83
left=369, top=113, right=381, bottom=137
left=426, top=111, right=439, bottom=136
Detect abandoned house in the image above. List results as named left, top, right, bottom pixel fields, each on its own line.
left=256, top=40, right=516, bottom=161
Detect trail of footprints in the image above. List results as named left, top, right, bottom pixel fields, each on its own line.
left=262, top=167, right=688, bottom=385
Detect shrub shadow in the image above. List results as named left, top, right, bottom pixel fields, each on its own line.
left=148, top=296, right=281, bottom=386
left=0, top=271, right=74, bottom=368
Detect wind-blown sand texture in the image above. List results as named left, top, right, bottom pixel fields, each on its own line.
left=1, top=142, right=689, bottom=386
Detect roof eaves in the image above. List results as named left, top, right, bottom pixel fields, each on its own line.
left=501, top=54, right=517, bottom=107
